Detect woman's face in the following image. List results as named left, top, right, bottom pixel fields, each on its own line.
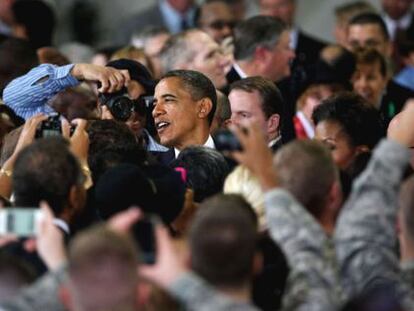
left=315, top=120, right=356, bottom=170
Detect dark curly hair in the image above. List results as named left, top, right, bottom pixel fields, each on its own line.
left=312, top=92, right=385, bottom=149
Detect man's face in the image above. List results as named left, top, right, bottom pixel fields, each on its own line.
left=259, top=0, right=296, bottom=26
left=185, top=32, right=228, bottom=89
left=199, top=2, right=236, bottom=43
left=229, top=89, right=270, bottom=139
left=263, top=30, right=295, bottom=82
left=152, top=77, right=201, bottom=149
left=347, top=24, right=392, bottom=57
left=382, top=0, right=413, bottom=20
left=352, top=62, right=388, bottom=108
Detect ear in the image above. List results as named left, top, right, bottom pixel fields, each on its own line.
left=197, top=98, right=213, bottom=120
left=59, top=285, right=73, bottom=311
left=266, top=113, right=280, bottom=134
left=253, top=46, right=268, bottom=62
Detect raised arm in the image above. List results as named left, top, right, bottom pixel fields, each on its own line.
left=334, top=101, right=414, bottom=306
left=3, top=63, right=130, bottom=120
left=231, top=124, right=341, bottom=311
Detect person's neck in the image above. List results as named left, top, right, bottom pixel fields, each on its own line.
left=236, top=61, right=257, bottom=78
left=217, top=283, right=251, bottom=304
left=174, top=126, right=210, bottom=151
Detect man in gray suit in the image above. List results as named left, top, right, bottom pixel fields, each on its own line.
left=118, top=0, right=198, bottom=45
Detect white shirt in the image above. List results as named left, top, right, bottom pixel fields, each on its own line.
left=159, top=0, right=196, bottom=34
left=383, top=12, right=413, bottom=40
left=233, top=62, right=248, bottom=79
left=174, top=135, right=216, bottom=158
left=290, top=28, right=299, bottom=50
left=296, top=111, right=315, bottom=138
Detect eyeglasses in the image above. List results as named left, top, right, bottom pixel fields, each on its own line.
left=208, top=20, right=236, bottom=30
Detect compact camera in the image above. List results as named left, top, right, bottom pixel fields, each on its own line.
left=35, top=114, right=74, bottom=138
left=99, top=89, right=153, bottom=122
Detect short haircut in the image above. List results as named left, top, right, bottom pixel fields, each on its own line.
left=87, top=120, right=147, bottom=184
left=68, top=226, right=139, bottom=311
left=159, top=30, right=199, bottom=73
left=13, top=138, right=83, bottom=216
left=189, top=194, right=258, bottom=287
left=161, top=70, right=217, bottom=125
left=274, top=140, right=338, bottom=219
left=233, top=15, right=286, bottom=61
left=312, top=92, right=385, bottom=149
left=230, top=76, right=284, bottom=119
left=399, top=176, right=414, bottom=241
left=334, top=1, right=376, bottom=23
left=170, top=146, right=230, bottom=203
left=354, top=48, right=387, bottom=77
left=349, top=12, right=390, bottom=41
left=131, top=25, right=170, bottom=48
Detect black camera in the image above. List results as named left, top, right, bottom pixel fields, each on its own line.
left=99, top=89, right=153, bottom=122
left=213, top=129, right=243, bottom=152
left=35, top=115, right=75, bottom=138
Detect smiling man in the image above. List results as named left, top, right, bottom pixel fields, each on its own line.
left=152, top=70, right=217, bottom=161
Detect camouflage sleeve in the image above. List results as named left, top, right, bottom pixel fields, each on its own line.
left=264, top=189, right=341, bottom=311
left=168, top=272, right=260, bottom=311
left=0, top=266, right=66, bottom=311
left=334, top=139, right=412, bottom=301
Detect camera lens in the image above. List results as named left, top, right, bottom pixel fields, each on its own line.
left=107, top=96, right=133, bottom=121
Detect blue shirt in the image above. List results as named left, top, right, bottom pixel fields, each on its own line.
left=3, top=63, right=79, bottom=120
left=159, top=0, right=196, bottom=33
left=394, top=66, right=414, bottom=92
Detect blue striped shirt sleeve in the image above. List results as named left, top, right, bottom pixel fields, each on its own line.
left=3, top=63, right=79, bottom=120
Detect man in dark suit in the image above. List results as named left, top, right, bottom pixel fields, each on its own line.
left=258, top=0, right=326, bottom=68
left=381, top=0, right=414, bottom=69
left=227, top=15, right=296, bottom=142
left=152, top=69, right=217, bottom=165
left=117, top=0, right=198, bottom=45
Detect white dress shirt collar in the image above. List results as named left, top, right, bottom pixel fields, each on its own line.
left=174, top=135, right=216, bottom=157
left=383, top=12, right=413, bottom=40
left=233, top=62, right=248, bottom=79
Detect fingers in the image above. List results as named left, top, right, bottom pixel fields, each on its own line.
left=61, top=118, right=70, bottom=139
left=71, top=118, right=87, bottom=134
left=107, top=207, right=142, bottom=233
left=97, top=68, right=128, bottom=93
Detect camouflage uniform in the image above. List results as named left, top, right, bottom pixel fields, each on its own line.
left=264, top=189, right=342, bottom=311
left=334, top=139, right=414, bottom=309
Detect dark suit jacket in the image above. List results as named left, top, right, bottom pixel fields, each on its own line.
left=380, top=80, right=414, bottom=126
left=294, top=31, right=326, bottom=68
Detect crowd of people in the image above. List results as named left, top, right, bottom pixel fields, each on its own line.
left=0, top=0, right=413, bottom=310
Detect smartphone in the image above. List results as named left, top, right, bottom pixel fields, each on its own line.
left=131, top=215, right=157, bottom=264
left=0, top=208, right=42, bottom=237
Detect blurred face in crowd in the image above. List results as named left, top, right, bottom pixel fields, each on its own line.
left=315, top=120, right=357, bottom=170
left=198, top=1, right=236, bottom=43
left=153, top=77, right=203, bottom=149
left=259, top=0, right=296, bottom=26
left=144, top=32, right=170, bottom=79
left=184, top=31, right=228, bottom=89
left=262, top=30, right=295, bottom=82
left=298, top=84, right=336, bottom=121
left=347, top=24, right=392, bottom=57
left=382, top=0, right=413, bottom=20
left=352, top=61, right=388, bottom=108
left=0, top=0, right=15, bottom=25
